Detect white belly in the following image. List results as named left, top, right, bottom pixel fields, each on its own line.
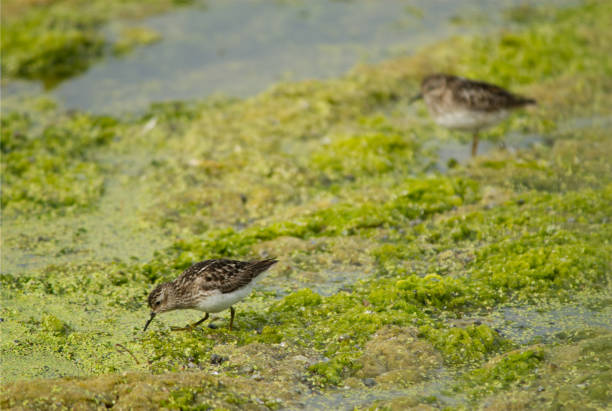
left=434, top=109, right=508, bottom=132
left=194, top=280, right=258, bottom=313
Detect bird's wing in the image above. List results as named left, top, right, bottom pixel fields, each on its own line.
left=177, top=258, right=278, bottom=294
left=454, top=77, right=535, bottom=112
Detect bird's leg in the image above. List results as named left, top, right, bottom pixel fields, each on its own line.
left=171, top=313, right=209, bottom=331
left=471, top=132, right=479, bottom=157
left=228, top=306, right=235, bottom=331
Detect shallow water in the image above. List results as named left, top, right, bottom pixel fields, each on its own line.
left=297, top=377, right=460, bottom=410
left=4, top=0, right=552, bottom=114
left=492, top=300, right=612, bottom=345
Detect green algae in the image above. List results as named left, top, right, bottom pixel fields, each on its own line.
left=465, top=331, right=612, bottom=410
left=112, top=26, right=162, bottom=56
left=41, top=314, right=70, bottom=336
left=0, top=10, right=105, bottom=87
left=355, top=326, right=442, bottom=388
left=1, top=102, right=118, bottom=214
left=457, top=347, right=546, bottom=399
left=0, top=371, right=269, bottom=410
left=418, top=324, right=509, bottom=366
left=310, top=130, right=418, bottom=178
left=136, top=174, right=479, bottom=286
left=1, top=0, right=612, bottom=409
left=1, top=0, right=193, bottom=86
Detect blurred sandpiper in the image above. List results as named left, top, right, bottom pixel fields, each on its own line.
left=143, top=258, right=277, bottom=332
left=413, top=74, right=536, bottom=156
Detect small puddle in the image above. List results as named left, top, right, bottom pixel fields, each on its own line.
left=433, top=132, right=546, bottom=172
left=294, top=372, right=461, bottom=411
left=429, top=113, right=612, bottom=172
left=490, top=299, right=612, bottom=345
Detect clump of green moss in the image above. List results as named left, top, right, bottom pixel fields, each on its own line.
left=41, top=314, right=70, bottom=336
left=310, top=131, right=418, bottom=178
left=309, top=352, right=358, bottom=386
left=458, top=348, right=545, bottom=399
left=162, top=385, right=252, bottom=410
left=396, top=274, right=473, bottom=310
left=1, top=10, right=105, bottom=86
left=419, top=324, right=509, bottom=365
left=356, top=326, right=442, bottom=388
left=1, top=0, right=193, bottom=85
left=273, top=288, right=322, bottom=311
left=162, top=387, right=206, bottom=410
left=474, top=235, right=609, bottom=297
left=370, top=184, right=611, bottom=308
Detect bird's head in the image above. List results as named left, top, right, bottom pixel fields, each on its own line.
left=408, top=74, right=449, bottom=103
left=149, top=283, right=177, bottom=313
left=143, top=282, right=176, bottom=331
left=420, top=73, right=450, bottom=95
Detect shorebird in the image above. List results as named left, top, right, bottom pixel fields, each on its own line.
left=143, top=258, right=277, bottom=332
left=413, top=74, right=536, bottom=156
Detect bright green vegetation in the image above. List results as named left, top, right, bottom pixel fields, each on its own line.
left=112, top=26, right=162, bottom=55
left=0, top=0, right=188, bottom=86
left=2, top=0, right=612, bottom=409
left=310, top=130, right=419, bottom=177
left=457, top=347, right=546, bottom=398
left=1, top=100, right=118, bottom=214
left=419, top=324, right=509, bottom=365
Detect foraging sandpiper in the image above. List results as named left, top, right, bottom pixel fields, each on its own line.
left=143, top=258, right=277, bottom=332
left=414, top=74, right=536, bottom=156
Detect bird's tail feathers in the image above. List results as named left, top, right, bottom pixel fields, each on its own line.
left=249, top=258, right=278, bottom=277
left=517, top=96, right=536, bottom=106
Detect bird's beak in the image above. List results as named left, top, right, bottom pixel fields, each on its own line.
left=143, top=312, right=156, bottom=331
left=409, top=93, right=423, bottom=104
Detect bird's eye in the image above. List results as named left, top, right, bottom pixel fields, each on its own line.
left=154, top=301, right=160, bottom=307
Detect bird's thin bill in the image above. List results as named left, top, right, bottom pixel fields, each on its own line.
left=143, top=312, right=156, bottom=331
left=408, top=93, right=423, bottom=104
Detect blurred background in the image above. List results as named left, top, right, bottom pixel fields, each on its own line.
left=3, top=0, right=559, bottom=113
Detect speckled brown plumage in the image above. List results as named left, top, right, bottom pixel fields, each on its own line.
left=421, top=74, right=535, bottom=113
left=417, top=74, right=536, bottom=156
left=166, top=258, right=276, bottom=295
left=144, top=258, right=278, bottom=332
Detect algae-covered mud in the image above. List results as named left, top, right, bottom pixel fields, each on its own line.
left=1, top=0, right=192, bottom=88
left=1, top=0, right=611, bottom=409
